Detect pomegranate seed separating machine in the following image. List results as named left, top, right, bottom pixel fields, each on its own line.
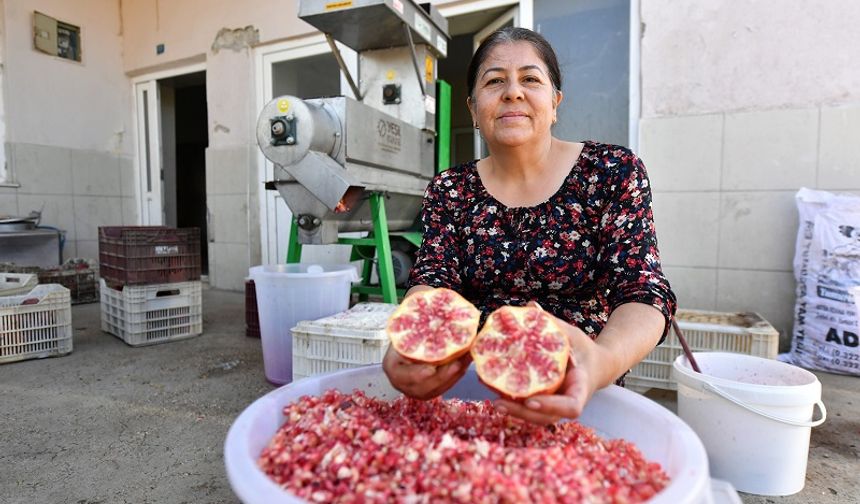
left=255, top=0, right=451, bottom=302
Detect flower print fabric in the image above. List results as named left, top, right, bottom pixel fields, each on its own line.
left=408, top=141, right=677, bottom=340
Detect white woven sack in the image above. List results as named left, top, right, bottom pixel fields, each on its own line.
left=791, top=188, right=860, bottom=375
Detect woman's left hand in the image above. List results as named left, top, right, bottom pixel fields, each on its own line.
left=494, top=306, right=609, bottom=424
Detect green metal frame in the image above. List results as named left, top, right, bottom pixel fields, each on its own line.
left=436, top=79, right=452, bottom=173
left=286, top=193, right=408, bottom=303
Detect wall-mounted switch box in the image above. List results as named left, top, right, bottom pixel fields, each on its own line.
left=34, top=11, right=81, bottom=62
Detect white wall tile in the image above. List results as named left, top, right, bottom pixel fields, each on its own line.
left=716, top=269, right=797, bottom=351
left=75, top=240, right=100, bottom=262
left=119, top=156, right=136, bottom=197
left=13, top=144, right=73, bottom=195
left=718, top=191, right=798, bottom=271
left=207, top=194, right=248, bottom=243
left=73, top=196, right=123, bottom=241
left=17, top=194, right=76, bottom=241
left=4, top=143, right=16, bottom=183
left=205, top=146, right=252, bottom=196
left=121, top=197, right=139, bottom=225
left=72, top=150, right=121, bottom=196
left=651, top=192, right=720, bottom=267
left=62, top=240, right=79, bottom=262
left=0, top=188, right=18, bottom=216
left=639, top=114, right=723, bottom=192
left=662, top=266, right=717, bottom=311
left=210, top=242, right=249, bottom=291
left=722, top=108, right=818, bottom=190
left=818, top=104, right=860, bottom=190
left=207, top=241, right=219, bottom=287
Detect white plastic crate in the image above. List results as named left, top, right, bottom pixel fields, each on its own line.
left=292, top=302, right=397, bottom=380
left=0, top=273, right=38, bottom=297
left=0, top=284, right=73, bottom=364
left=626, top=309, right=779, bottom=392
left=100, top=279, right=202, bottom=347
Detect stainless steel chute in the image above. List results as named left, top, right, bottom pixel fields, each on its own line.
left=256, top=0, right=448, bottom=245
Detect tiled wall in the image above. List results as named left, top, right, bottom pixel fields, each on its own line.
left=205, top=144, right=256, bottom=291
left=640, top=104, right=860, bottom=349
left=0, top=143, right=135, bottom=263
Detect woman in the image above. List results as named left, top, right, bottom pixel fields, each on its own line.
left=383, top=27, right=676, bottom=425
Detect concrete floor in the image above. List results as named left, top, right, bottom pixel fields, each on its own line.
left=1, top=286, right=858, bottom=504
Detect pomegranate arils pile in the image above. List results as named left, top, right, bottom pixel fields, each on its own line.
left=259, top=390, right=668, bottom=503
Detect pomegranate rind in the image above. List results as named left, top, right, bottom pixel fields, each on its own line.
left=386, top=288, right=481, bottom=365
left=471, top=306, right=571, bottom=400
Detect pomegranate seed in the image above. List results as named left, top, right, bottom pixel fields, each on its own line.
left=258, top=390, right=668, bottom=503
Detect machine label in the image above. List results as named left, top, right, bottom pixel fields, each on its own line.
left=436, top=35, right=448, bottom=57
left=154, top=245, right=179, bottom=255
left=325, top=1, right=352, bottom=10
left=393, top=0, right=404, bottom=15
left=376, top=119, right=401, bottom=154
left=413, top=14, right=431, bottom=42
left=277, top=99, right=290, bottom=113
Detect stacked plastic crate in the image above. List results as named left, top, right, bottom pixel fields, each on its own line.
left=98, top=226, right=203, bottom=347
left=38, top=259, right=100, bottom=305
left=0, top=273, right=73, bottom=364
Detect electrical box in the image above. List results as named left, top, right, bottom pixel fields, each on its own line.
left=33, top=11, right=81, bottom=62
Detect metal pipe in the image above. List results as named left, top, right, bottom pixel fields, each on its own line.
left=402, top=23, right=426, bottom=97
left=325, top=33, right=363, bottom=101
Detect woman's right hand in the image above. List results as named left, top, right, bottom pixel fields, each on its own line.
left=382, top=345, right=471, bottom=400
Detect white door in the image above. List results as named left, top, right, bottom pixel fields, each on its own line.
left=256, top=37, right=356, bottom=264
left=472, top=6, right=519, bottom=160
left=135, top=80, right=163, bottom=225
left=132, top=63, right=205, bottom=227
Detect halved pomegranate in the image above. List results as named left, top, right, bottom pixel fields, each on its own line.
left=386, top=288, right=481, bottom=365
left=471, top=306, right=571, bottom=399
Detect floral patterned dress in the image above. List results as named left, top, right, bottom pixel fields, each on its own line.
left=408, top=141, right=677, bottom=340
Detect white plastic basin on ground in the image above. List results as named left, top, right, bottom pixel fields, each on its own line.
left=225, top=366, right=737, bottom=503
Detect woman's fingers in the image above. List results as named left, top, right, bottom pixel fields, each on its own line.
left=383, top=346, right=469, bottom=399
left=420, top=357, right=471, bottom=399
left=494, top=398, right=561, bottom=425
left=494, top=391, right=585, bottom=424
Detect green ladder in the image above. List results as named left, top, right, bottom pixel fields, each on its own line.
left=285, top=192, right=419, bottom=304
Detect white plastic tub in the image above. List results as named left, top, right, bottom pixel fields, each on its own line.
left=225, top=366, right=735, bottom=504
left=674, top=352, right=826, bottom=496
left=249, top=264, right=358, bottom=385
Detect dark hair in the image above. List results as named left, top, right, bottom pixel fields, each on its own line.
left=466, top=27, right=562, bottom=98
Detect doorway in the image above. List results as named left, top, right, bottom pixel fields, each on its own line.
left=161, top=72, right=209, bottom=274
left=437, top=0, right=633, bottom=168
left=255, top=36, right=357, bottom=265
left=133, top=67, right=210, bottom=275
left=438, top=5, right=519, bottom=166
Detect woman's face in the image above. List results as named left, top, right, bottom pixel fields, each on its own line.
left=468, top=41, right=562, bottom=150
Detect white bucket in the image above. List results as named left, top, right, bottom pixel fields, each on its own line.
left=673, top=352, right=827, bottom=496
left=249, top=264, right=358, bottom=385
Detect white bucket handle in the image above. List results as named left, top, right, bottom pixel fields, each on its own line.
left=702, top=382, right=827, bottom=428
